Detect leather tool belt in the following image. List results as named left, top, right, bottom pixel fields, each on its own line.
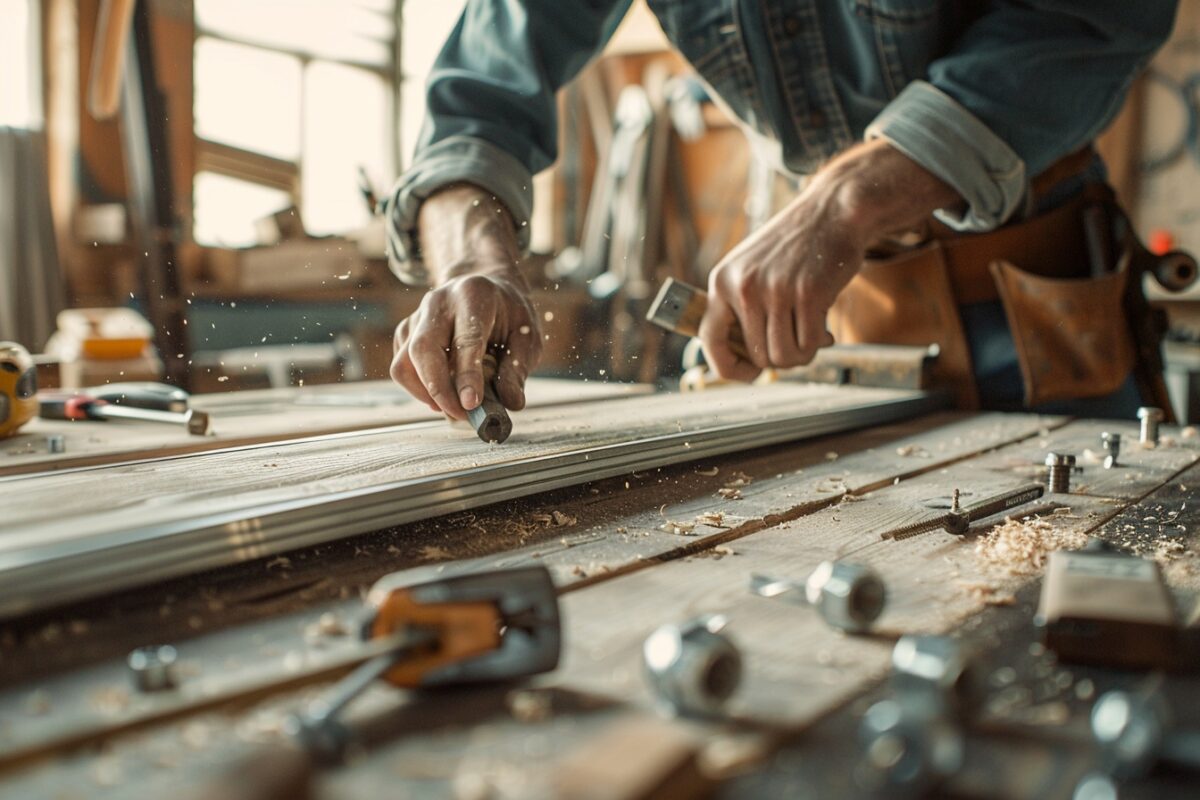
left=829, top=150, right=1181, bottom=413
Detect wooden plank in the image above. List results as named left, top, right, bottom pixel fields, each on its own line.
left=0, top=411, right=1060, bottom=787
left=0, top=378, right=650, bottom=477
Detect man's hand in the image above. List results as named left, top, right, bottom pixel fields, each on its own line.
left=390, top=185, right=543, bottom=420
left=700, top=139, right=961, bottom=381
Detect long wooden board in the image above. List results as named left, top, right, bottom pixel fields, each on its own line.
left=0, top=378, right=650, bottom=477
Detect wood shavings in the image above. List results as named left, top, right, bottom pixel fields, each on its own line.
left=722, top=471, right=753, bottom=489
left=695, top=511, right=728, bottom=528
left=895, top=445, right=931, bottom=458
left=265, top=556, right=292, bottom=571
left=419, top=545, right=454, bottom=561
left=957, top=581, right=1016, bottom=606
left=717, top=487, right=743, bottom=500
left=305, top=612, right=347, bottom=640
left=974, top=515, right=1087, bottom=576
left=659, top=520, right=697, bottom=535
left=531, top=510, right=577, bottom=528
left=1183, top=426, right=1198, bottom=439
left=507, top=689, right=554, bottom=723
left=824, top=452, right=839, bottom=461
left=695, top=466, right=720, bottom=477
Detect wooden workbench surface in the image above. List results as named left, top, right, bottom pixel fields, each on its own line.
left=0, top=389, right=1197, bottom=799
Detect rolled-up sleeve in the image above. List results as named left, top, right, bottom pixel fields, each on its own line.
left=387, top=0, right=632, bottom=284
left=867, top=1, right=1176, bottom=232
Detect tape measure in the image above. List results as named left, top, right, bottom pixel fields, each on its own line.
left=0, top=343, right=37, bottom=439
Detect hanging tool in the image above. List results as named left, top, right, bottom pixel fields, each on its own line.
left=643, top=614, right=742, bottom=718
left=39, top=390, right=211, bottom=435
left=750, top=561, right=887, bottom=634
left=0, top=342, right=38, bottom=439
left=882, top=483, right=1045, bottom=541
left=465, top=353, right=512, bottom=444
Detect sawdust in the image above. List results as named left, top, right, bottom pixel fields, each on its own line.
left=957, top=581, right=1017, bottom=606
left=419, top=545, right=455, bottom=561
left=974, top=515, right=1088, bottom=577
left=695, top=511, right=729, bottom=528
left=895, top=445, right=931, bottom=458
left=717, top=487, right=743, bottom=500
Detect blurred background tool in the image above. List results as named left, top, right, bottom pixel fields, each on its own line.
left=39, top=389, right=211, bottom=435
left=0, top=342, right=38, bottom=438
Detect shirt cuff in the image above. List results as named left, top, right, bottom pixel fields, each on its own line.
left=384, top=135, right=533, bottom=285
left=865, top=80, right=1027, bottom=233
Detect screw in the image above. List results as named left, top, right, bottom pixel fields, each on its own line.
left=1100, top=432, right=1120, bottom=469
left=643, top=614, right=742, bottom=717
left=45, top=434, right=65, bottom=454
left=1045, top=453, right=1076, bottom=493
left=750, top=561, right=887, bottom=634
left=1137, top=406, right=1164, bottom=446
left=1091, top=688, right=1200, bottom=778
left=128, top=645, right=178, bottom=692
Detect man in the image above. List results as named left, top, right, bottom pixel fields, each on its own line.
left=385, top=1, right=1177, bottom=421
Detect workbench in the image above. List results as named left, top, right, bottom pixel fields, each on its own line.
left=0, top=379, right=1197, bottom=799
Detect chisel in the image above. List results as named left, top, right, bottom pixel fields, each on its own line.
left=39, top=391, right=211, bottom=435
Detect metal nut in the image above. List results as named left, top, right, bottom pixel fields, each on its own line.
left=1137, top=406, right=1164, bottom=445
left=45, top=434, right=65, bottom=454
left=890, top=635, right=983, bottom=719
left=643, top=615, right=741, bottom=717
left=1045, top=453, right=1076, bottom=494
left=856, top=699, right=965, bottom=798
left=1100, top=432, right=1120, bottom=469
left=128, top=645, right=178, bottom=692
left=806, top=561, right=887, bottom=633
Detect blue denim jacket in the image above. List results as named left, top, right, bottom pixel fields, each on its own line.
left=387, top=0, right=1176, bottom=283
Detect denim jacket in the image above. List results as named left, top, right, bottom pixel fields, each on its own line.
left=387, top=0, right=1176, bottom=283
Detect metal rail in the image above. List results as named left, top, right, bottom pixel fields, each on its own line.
left=0, top=390, right=943, bottom=619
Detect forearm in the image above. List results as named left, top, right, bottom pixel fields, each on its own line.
left=806, top=138, right=962, bottom=240
left=417, top=184, right=526, bottom=285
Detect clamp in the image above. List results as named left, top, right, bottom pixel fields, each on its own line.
left=294, top=565, right=561, bottom=759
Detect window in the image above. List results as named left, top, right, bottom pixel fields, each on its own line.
left=192, top=0, right=397, bottom=246
left=0, top=0, right=40, bottom=129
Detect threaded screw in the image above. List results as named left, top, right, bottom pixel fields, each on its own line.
left=1045, top=453, right=1076, bottom=493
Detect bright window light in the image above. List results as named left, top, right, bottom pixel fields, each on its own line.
left=0, top=0, right=37, bottom=128
left=194, top=37, right=303, bottom=160
left=194, top=171, right=292, bottom=247
left=302, top=62, right=390, bottom=236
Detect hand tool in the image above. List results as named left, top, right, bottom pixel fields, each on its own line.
left=1035, top=539, right=1182, bottom=670
left=465, top=352, right=512, bottom=444
left=890, top=635, right=986, bottom=720
left=643, top=614, right=742, bottom=718
left=882, top=483, right=1045, bottom=541
left=0, top=565, right=561, bottom=775
left=0, top=342, right=38, bottom=438
left=1100, top=432, right=1121, bottom=469
left=90, top=381, right=190, bottom=413
left=856, top=698, right=965, bottom=799
left=1091, top=686, right=1200, bottom=778
left=39, top=390, right=211, bottom=435
left=128, top=644, right=178, bottom=692
left=750, top=561, right=886, bottom=634
left=1045, top=453, right=1076, bottom=493
left=1137, top=406, right=1164, bottom=446
left=646, top=277, right=751, bottom=361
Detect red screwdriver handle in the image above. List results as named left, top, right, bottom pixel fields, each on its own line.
left=38, top=393, right=106, bottom=421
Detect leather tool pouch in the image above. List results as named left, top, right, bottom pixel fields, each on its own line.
left=989, top=258, right=1135, bottom=407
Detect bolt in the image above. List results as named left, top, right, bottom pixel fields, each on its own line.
left=750, top=561, right=887, bottom=634
left=45, top=434, right=65, bottom=454
left=1138, top=406, right=1164, bottom=446
left=890, top=635, right=985, bottom=720
left=856, top=699, right=965, bottom=798
left=1045, top=453, right=1076, bottom=494
left=1100, top=432, right=1120, bottom=469
left=643, top=614, right=742, bottom=717
left=128, top=645, right=178, bottom=692
left=1091, top=689, right=1200, bottom=778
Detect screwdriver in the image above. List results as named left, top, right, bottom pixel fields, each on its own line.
left=39, top=390, right=211, bottom=435
left=882, top=483, right=1045, bottom=541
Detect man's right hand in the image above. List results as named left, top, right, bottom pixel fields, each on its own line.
left=391, top=270, right=542, bottom=421
left=389, top=184, right=543, bottom=421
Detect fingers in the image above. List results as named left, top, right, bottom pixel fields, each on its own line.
left=765, top=287, right=805, bottom=368
left=700, top=288, right=759, bottom=382
left=408, top=301, right=465, bottom=421
left=495, top=325, right=541, bottom=411
left=390, top=316, right=438, bottom=412
left=793, top=283, right=834, bottom=363
left=451, top=299, right=497, bottom=412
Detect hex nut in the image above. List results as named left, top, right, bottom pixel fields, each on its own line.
left=806, top=561, right=887, bottom=633
left=890, top=635, right=983, bottom=719
left=856, top=699, right=964, bottom=797
left=643, top=615, right=741, bottom=717
left=128, top=645, right=179, bottom=692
